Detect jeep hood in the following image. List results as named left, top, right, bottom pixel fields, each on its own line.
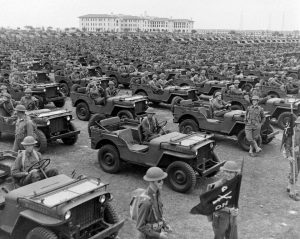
left=266, top=97, right=300, bottom=106
left=27, top=109, right=72, bottom=118
left=152, top=132, right=214, bottom=152
left=112, top=95, right=147, bottom=102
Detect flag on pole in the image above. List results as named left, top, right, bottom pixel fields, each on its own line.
left=281, top=113, right=294, bottom=151
left=190, top=174, right=242, bottom=216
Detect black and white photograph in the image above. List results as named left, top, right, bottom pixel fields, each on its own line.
left=0, top=0, right=299, bottom=238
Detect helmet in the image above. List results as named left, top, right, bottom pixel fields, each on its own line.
left=145, top=107, right=156, bottom=114
left=14, top=104, right=26, bottom=112
left=295, top=117, right=300, bottom=124
left=108, top=81, right=114, bottom=85
left=24, top=88, right=32, bottom=93
left=221, top=161, right=240, bottom=173
left=201, top=70, right=206, bottom=74
left=229, top=84, right=235, bottom=88
left=143, top=167, right=168, bottom=182
left=159, top=73, right=166, bottom=78
left=152, top=74, right=158, bottom=79
left=255, top=83, right=261, bottom=87
left=214, top=91, right=222, bottom=97
left=234, top=80, right=240, bottom=84
left=252, top=95, right=259, bottom=101
left=21, top=136, right=37, bottom=146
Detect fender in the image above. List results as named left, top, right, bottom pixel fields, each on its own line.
left=18, top=210, right=63, bottom=226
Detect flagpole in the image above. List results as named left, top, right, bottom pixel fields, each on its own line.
left=291, top=102, right=296, bottom=187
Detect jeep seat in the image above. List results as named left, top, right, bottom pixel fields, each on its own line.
left=99, top=117, right=121, bottom=131
left=118, top=128, right=149, bottom=152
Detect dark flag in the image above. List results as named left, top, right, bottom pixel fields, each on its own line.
left=281, top=113, right=294, bottom=150
left=190, top=173, right=242, bottom=216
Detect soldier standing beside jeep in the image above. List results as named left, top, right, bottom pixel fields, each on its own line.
left=136, top=167, right=172, bottom=239
left=245, top=95, right=265, bottom=157
left=12, top=105, right=36, bottom=152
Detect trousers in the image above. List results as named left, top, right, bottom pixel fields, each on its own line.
left=212, top=212, right=238, bottom=239
left=245, top=126, right=260, bottom=149
left=289, top=156, right=300, bottom=184
left=19, top=169, right=59, bottom=186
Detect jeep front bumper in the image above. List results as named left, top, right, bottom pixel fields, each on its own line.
left=200, top=161, right=225, bottom=177
left=88, top=219, right=125, bottom=239
left=49, top=130, right=80, bottom=141
left=266, top=130, right=279, bottom=139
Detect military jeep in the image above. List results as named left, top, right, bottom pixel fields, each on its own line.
left=172, top=99, right=279, bottom=151
left=70, top=87, right=148, bottom=121
left=0, top=108, right=80, bottom=153
left=104, top=66, right=142, bottom=87
left=5, top=72, right=66, bottom=108
left=0, top=151, right=124, bottom=239
left=89, top=116, right=225, bottom=193
left=195, top=80, right=230, bottom=96
left=130, top=83, right=198, bottom=107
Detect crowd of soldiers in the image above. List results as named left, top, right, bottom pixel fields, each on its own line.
left=0, top=30, right=300, bottom=239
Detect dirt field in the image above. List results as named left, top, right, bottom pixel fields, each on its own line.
left=0, top=94, right=299, bottom=239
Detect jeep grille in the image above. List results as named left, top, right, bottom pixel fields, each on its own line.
left=50, top=118, right=66, bottom=133
left=135, top=101, right=147, bottom=114
left=46, top=87, right=57, bottom=98
left=188, top=90, right=197, bottom=101
left=71, top=197, right=101, bottom=230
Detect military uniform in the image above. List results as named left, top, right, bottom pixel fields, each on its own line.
left=13, top=115, right=36, bottom=152
left=207, top=179, right=238, bottom=239
left=106, top=87, right=118, bottom=97
left=12, top=149, right=58, bottom=186
left=136, top=186, right=167, bottom=239
left=141, top=116, right=159, bottom=142
left=211, top=98, right=230, bottom=117
left=245, top=104, right=265, bottom=153
left=20, top=95, right=38, bottom=110
left=86, top=82, right=106, bottom=105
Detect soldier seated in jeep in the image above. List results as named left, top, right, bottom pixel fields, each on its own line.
left=19, top=88, right=38, bottom=110
left=211, top=92, right=231, bottom=117
left=141, top=108, right=164, bottom=142
left=11, top=136, right=59, bottom=186
left=106, top=81, right=119, bottom=97
left=86, top=80, right=106, bottom=105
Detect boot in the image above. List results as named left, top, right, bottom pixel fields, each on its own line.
left=253, top=140, right=262, bottom=153
left=289, top=184, right=300, bottom=201
left=249, top=145, right=256, bottom=157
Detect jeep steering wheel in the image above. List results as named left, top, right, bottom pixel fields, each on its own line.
left=27, top=158, right=50, bottom=173
left=156, top=120, right=168, bottom=134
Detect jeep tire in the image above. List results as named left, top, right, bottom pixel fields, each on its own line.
left=98, top=145, right=121, bottom=173
left=59, top=82, right=69, bottom=96
left=62, top=122, right=78, bottom=145
left=88, top=113, right=106, bottom=137
left=179, top=119, right=198, bottom=134
left=76, top=102, right=91, bottom=121
left=35, top=129, right=47, bottom=153
left=26, top=227, right=57, bottom=239
left=237, top=129, right=262, bottom=151
left=171, top=96, right=184, bottom=111
left=261, top=125, right=275, bottom=144
left=103, top=202, right=120, bottom=238
left=117, top=109, right=134, bottom=120
left=166, top=161, right=196, bottom=193
left=277, top=112, right=297, bottom=130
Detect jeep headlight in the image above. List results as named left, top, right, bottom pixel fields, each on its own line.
left=57, top=86, right=60, bottom=91
left=66, top=116, right=71, bottom=121
left=210, top=143, right=214, bottom=149
left=99, top=195, right=106, bottom=204
left=64, top=210, right=71, bottom=220
left=133, top=103, right=136, bottom=107
left=43, top=89, right=46, bottom=92
left=46, top=120, right=50, bottom=125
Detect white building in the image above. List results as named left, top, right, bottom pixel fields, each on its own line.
left=78, top=14, right=194, bottom=33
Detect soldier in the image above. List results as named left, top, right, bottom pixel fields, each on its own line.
left=20, top=88, right=38, bottom=110
left=245, top=95, right=265, bottom=157
left=157, top=73, right=171, bottom=88
left=86, top=80, right=106, bottom=105
left=211, top=92, right=231, bottom=117
left=141, top=108, right=161, bottom=142
left=148, top=75, right=163, bottom=94
left=207, top=161, right=239, bottom=239
left=11, top=136, right=59, bottom=186
left=136, top=167, right=171, bottom=239
left=12, top=105, right=36, bottom=152
left=282, top=117, right=300, bottom=201
left=106, top=81, right=119, bottom=97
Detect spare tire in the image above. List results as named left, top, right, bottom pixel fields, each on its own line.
left=88, top=113, right=106, bottom=137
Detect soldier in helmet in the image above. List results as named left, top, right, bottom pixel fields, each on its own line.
left=245, top=95, right=265, bottom=157
left=211, top=92, right=231, bottom=117
left=141, top=108, right=161, bottom=142
left=20, top=88, right=38, bottom=110
left=282, top=117, right=300, bottom=201
left=136, top=167, right=172, bottom=239
left=207, top=161, right=240, bottom=239
left=106, top=81, right=119, bottom=97
left=11, top=136, right=59, bottom=186
left=12, top=105, right=36, bottom=152
left=86, top=80, right=106, bottom=105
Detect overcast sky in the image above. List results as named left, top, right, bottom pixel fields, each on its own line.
left=0, top=0, right=299, bottom=30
